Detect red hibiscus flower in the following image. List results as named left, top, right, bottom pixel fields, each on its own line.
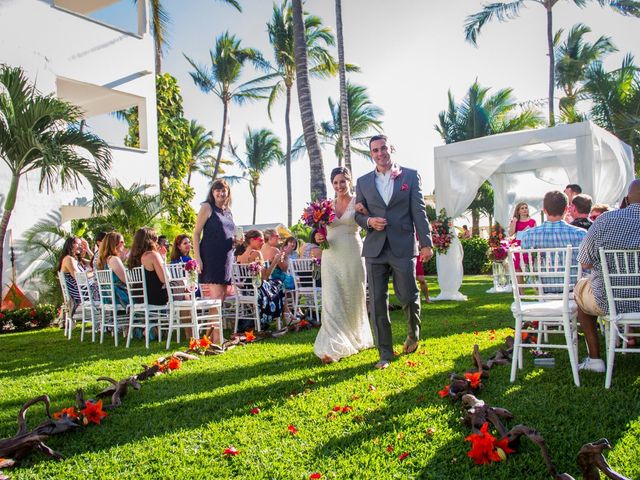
left=437, top=385, right=450, bottom=398
left=464, top=372, right=482, bottom=389
left=81, top=400, right=107, bottom=425
left=53, top=407, right=78, bottom=420
left=223, top=446, right=239, bottom=456
left=310, top=473, right=322, bottom=479
left=341, top=406, right=353, bottom=413
left=167, top=356, right=181, bottom=371
left=199, top=335, right=212, bottom=349
left=398, top=452, right=410, bottom=461
left=465, top=422, right=497, bottom=465
left=288, top=424, right=298, bottom=435
left=298, top=319, right=311, bottom=328
left=250, top=407, right=261, bottom=415
left=332, top=405, right=342, bottom=412
left=189, top=337, right=198, bottom=351
left=245, top=330, right=256, bottom=342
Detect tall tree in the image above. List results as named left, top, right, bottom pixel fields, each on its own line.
left=554, top=23, right=617, bottom=122
left=231, top=128, right=284, bottom=223
left=185, top=32, right=271, bottom=181
left=293, top=83, right=383, bottom=165
left=186, top=119, right=216, bottom=185
left=292, top=0, right=327, bottom=200
left=267, top=0, right=347, bottom=225
left=464, top=0, right=640, bottom=126
left=335, top=0, right=351, bottom=171
left=583, top=54, right=640, bottom=172
left=137, top=0, right=242, bottom=73
left=435, top=80, right=543, bottom=233
left=0, top=65, right=112, bottom=290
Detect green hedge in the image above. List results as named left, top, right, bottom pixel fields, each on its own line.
left=0, top=304, right=57, bottom=333
left=423, top=237, right=491, bottom=275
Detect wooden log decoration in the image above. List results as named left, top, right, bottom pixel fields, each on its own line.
left=504, top=424, right=564, bottom=479
left=135, top=363, right=161, bottom=382
left=96, top=376, right=141, bottom=410
left=472, top=344, right=490, bottom=377
left=0, top=395, right=78, bottom=472
left=576, top=439, right=630, bottom=480
left=460, top=394, right=514, bottom=438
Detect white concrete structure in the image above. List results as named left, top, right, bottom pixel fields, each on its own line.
left=0, top=0, right=159, bottom=295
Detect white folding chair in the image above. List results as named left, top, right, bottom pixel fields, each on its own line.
left=508, top=246, right=581, bottom=387
left=57, top=271, right=82, bottom=339
left=124, top=267, right=169, bottom=348
left=599, top=248, right=640, bottom=389
left=289, top=258, right=321, bottom=323
left=164, top=264, right=223, bottom=348
left=231, top=263, right=262, bottom=333
left=75, top=271, right=100, bottom=342
left=95, top=269, right=129, bottom=346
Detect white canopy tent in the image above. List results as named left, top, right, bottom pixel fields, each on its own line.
left=432, top=121, right=635, bottom=301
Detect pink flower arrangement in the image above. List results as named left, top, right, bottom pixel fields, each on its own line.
left=184, top=259, right=198, bottom=271
left=488, top=240, right=510, bottom=262
left=431, top=209, right=453, bottom=255
left=301, top=199, right=335, bottom=249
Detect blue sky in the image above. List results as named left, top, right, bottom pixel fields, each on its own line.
left=95, top=0, right=639, bottom=226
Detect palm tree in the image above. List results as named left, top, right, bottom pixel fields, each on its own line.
left=0, top=65, right=112, bottom=290
left=335, top=0, right=351, bottom=171
left=435, top=80, right=544, bottom=233
left=230, top=128, right=284, bottom=224
left=185, top=32, right=272, bottom=181
left=582, top=54, right=640, bottom=171
left=464, top=0, right=640, bottom=126
left=186, top=119, right=216, bottom=185
left=291, top=0, right=326, bottom=200
left=267, top=1, right=349, bottom=225
left=136, top=0, right=242, bottom=73
left=293, top=83, right=383, bottom=165
left=554, top=23, right=617, bottom=121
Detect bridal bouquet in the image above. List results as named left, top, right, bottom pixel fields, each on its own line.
left=301, top=199, right=335, bottom=249
left=430, top=209, right=453, bottom=255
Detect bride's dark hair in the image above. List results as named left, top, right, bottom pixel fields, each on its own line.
left=330, top=166, right=352, bottom=183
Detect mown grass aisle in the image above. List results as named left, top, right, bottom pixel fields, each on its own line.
left=1, top=276, right=639, bottom=479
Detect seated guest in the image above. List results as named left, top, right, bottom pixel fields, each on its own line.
left=301, top=228, right=323, bottom=260
left=574, top=179, right=640, bottom=372
left=260, top=229, right=281, bottom=264
left=91, top=231, right=107, bottom=271
left=96, top=232, right=129, bottom=307
left=236, top=229, right=292, bottom=329
left=283, top=236, right=299, bottom=260
left=58, top=236, right=85, bottom=307
left=157, top=235, right=170, bottom=260
left=564, top=184, right=582, bottom=223
left=170, top=234, right=193, bottom=264
left=270, top=237, right=296, bottom=290
left=128, top=227, right=168, bottom=306
left=570, top=193, right=593, bottom=230
left=590, top=203, right=609, bottom=221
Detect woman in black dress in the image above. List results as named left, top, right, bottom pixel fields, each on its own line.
left=193, top=179, right=235, bottom=304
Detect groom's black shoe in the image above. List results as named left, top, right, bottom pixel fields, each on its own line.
left=403, top=337, right=419, bottom=354
left=374, top=359, right=390, bottom=369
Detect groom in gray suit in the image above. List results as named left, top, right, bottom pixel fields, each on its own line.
left=355, top=135, right=433, bottom=369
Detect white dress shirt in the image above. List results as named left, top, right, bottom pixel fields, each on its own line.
left=374, top=168, right=394, bottom=205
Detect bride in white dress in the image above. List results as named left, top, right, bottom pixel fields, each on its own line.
left=314, top=167, right=374, bottom=363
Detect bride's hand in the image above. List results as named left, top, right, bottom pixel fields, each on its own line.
left=355, top=202, right=369, bottom=215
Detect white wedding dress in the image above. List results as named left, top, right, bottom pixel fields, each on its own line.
left=314, top=198, right=374, bottom=361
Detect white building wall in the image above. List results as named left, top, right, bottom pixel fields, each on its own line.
left=0, top=0, right=159, bottom=295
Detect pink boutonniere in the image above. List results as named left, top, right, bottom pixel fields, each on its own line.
left=400, top=183, right=409, bottom=191
left=390, top=165, right=402, bottom=180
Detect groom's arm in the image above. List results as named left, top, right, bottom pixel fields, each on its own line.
left=354, top=181, right=370, bottom=230
left=410, top=171, right=433, bottom=249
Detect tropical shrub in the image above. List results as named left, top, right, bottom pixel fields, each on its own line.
left=423, top=236, right=491, bottom=275
left=0, top=304, right=56, bottom=333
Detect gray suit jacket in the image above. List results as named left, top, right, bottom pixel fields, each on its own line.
left=354, top=167, right=432, bottom=258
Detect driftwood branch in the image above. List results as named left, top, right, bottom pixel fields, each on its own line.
left=576, top=439, right=629, bottom=480
left=461, top=394, right=514, bottom=438
left=96, top=376, right=141, bottom=409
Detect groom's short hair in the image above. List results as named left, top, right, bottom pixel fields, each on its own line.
left=369, top=134, right=387, bottom=149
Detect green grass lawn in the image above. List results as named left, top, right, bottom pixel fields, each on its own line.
left=1, top=276, right=639, bottom=479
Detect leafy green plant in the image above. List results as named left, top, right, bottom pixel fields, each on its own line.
left=460, top=236, right=491, bottom=274
left=0, top=304, right=56, bottom=333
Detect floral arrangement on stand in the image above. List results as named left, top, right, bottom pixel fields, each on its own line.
left=301, top=199, right=335, bottom=249
left=430, top=209, right=453, bottom=255
left=183, top=259, right=199, bottom=290
left=247, top=261, right=264, bottom=287
left=488, top=223, right=507, bottom=249
left=488, top=240, right=509, bottom=263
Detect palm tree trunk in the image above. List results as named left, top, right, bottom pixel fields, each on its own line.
left=155, top=39, right=162, bottom=74
left=213, top=100, right=229, bottom=181
left=471, top=209, right=480, bottom=237
left=252, top=183, right=258, bottom=224
left=546, top=5, right=555, bottom=126
left=0, top=175, right=19, bottom=292
left=335, top=0, right=351, bottom=171
left=292, top=0, right=327, bottom=201
left=285, top=84, right=293, bottom=226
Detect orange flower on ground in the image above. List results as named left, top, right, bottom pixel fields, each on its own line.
left=53, top=407, right=78, bottom=420
left=332, top=406, right=342, bottom=412
left=298, top=319, right=311, bottom=328
left=81, top=400, right=107, bottom=425
left=437, top=385, right=450, bottom=398
left=245, top=330, right=256, bottom=342
left=493, top=436, right=516, bottom=462
left=189, top=337, right=198, bottom=351
left=223, top=446, right=240, bottom=456
left=310, top=474, right=322, bottom=479
left=398, top=452, right=410, bottom=461
left=341, top=405, right=353, bottom=413
left=167, top=356, right=182, bottom=371
left=386, top=445, right=394, bottom=453
left=464, top=372, right=482, bottom=389
left=288, top=424, right=298, bottom=435
left=489, top=329, right=496, bottom=341
left=465, top=422, right=496, bottom=465
left=153, top=360, right=166, bottom=372
left=199, top=335, right=212, bottom=349
left=406, top=360, right=417, bottom=367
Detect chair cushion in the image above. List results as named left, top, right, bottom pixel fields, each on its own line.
left=511, top=300, right=577, bottom=317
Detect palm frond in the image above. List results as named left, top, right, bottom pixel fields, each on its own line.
left=464, top=1, right=525, bottom=46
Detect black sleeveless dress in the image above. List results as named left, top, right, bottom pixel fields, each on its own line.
left=144, top=268, right=168, bottom=306
left=199, top=202, right=235, bottom=285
